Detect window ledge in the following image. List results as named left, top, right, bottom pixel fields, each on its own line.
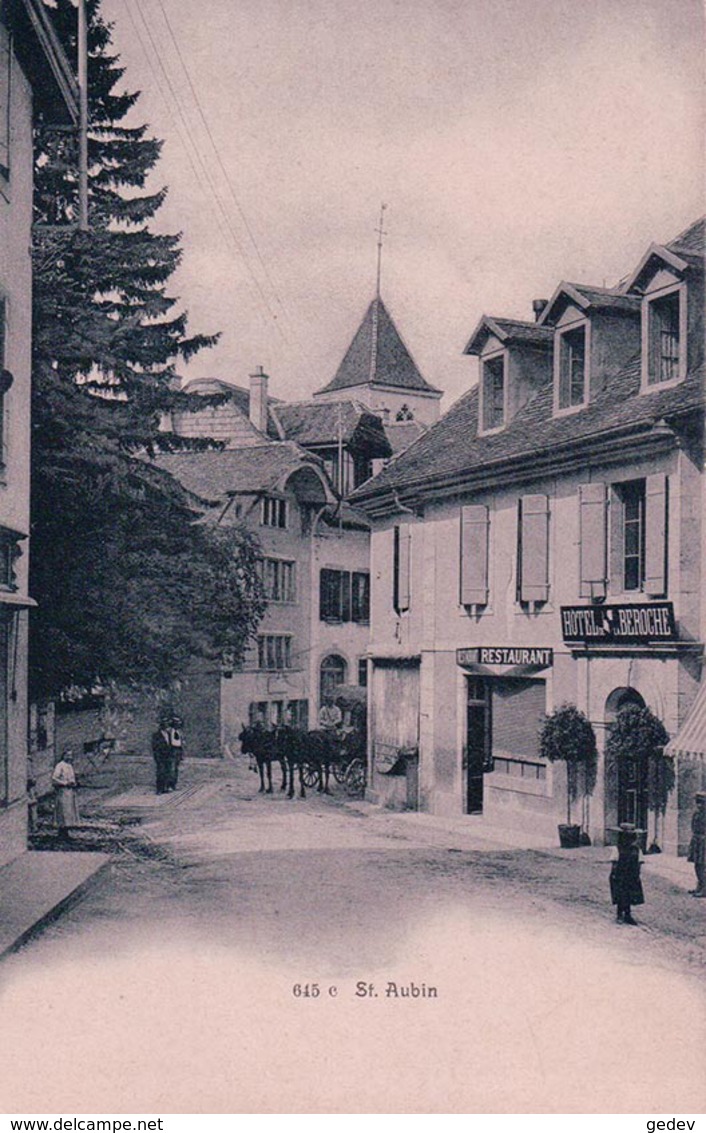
left=553, top=401, right=587, bottom=419
left=640, top=375, right=685, bottom=395
left=478, top=423, right=506, bottom=438
left=486, top=773, right=550, bottom=798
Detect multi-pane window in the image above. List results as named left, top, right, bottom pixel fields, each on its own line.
left=260, top=497, right=288, bottom=528
left=620, top=481, right=646, bottom=591
left=258, top=558, right=296, bottom=602
left=647, top=292, right=680, bottom=385
left=481, top=356, right=505, bottom=431
left=249, top=699, right=309, bottom=729
left=357, top=658, right=368, bottom=688
left=558, top=325, right=586, bottom=408
left=320, top=569, right=369, bottom=623
left=0, top=535, right=16, bottom=589
left=257, top=634, right=293, bottom=671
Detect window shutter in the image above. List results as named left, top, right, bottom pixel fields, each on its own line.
left=578, top=483, right=607, bottom=598
left=341, top=571, right=352, bottom=622
left=645, top=473, right=668, bottom=597
left=520, top=495, right=550, bottom=603
left=320, top=569, right=336, bottom=620
left=394, top=524, right=411, bottom=613
left=460, top=505, right=489, bottom=606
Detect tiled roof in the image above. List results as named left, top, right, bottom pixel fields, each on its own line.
left=181, top=378, right=281, bottom=437
left=383, top=420, right=428, bottom=454
left=315, top=298, right=441, bottom=396
left=350, top=356, right=704, bottom=506
left=152, top=443, right=323, bottom=504
left=667, top=217, right=705, bottom=257
left=540, top=281, right=640, bottom=325
left=273, top=399, right=392, bottom=456
left=465, top=315, right=553, bottom=354
left=321, top=501, right=370, bottom=531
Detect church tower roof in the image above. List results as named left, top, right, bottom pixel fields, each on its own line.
left=314, top=297, right=441, bottom=397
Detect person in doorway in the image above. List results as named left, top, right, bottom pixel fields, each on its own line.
left=151, top=717, right=173, bottom=795
left=609, top=822, right=644, bottom=925
left=51, top=749, right=80, bottom=842
left=687, top=791, right=706, bottom=897
left=318, top=695, right=342, bottom=731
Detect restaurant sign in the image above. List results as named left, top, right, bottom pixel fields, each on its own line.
left=560, top=602, right=677, bottom=644
left=456, top=646, right=553, bottom=670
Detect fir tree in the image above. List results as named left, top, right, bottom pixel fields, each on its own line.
left=29, top=0, right=265, bottom=699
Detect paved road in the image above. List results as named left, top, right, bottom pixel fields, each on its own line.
left=2, top=756, right=704, bottom=1114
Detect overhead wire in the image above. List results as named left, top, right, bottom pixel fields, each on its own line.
left=153, top=0, right=295, bottom=331
left=121, top=0, right=291, bottom=345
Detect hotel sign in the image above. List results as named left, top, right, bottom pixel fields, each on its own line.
left=456, top=646, right=553, bottom=670
left=560, top=602, right=677, bottom=644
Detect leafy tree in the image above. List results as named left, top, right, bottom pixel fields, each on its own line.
left=539, top=703, right=597, bottom=826
left=29, top=0, right=265, bottom=698
left=605, top=704, right=673, bottom=850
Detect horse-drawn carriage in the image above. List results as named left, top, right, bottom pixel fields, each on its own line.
left=239, top=685, right=367, bottom=800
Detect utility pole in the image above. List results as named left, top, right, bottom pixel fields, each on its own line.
left=77, top=0, right=89, bottom=230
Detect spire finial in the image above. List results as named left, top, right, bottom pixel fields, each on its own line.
left=374, top=202, right=387, bottom=302
left=370, top=203, right=387, bottom=384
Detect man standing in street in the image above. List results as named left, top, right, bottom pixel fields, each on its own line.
left=152, top=717, right=172, bottom=795
left=688, top=791, right=706, bottom=897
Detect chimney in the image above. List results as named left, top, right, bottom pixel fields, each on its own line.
left=249, top=366, right=269, bottom=434
left=532, top=299, right=548, bottom=323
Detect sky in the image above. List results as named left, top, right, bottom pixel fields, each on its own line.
left=101, top=0, right=704, bottom=409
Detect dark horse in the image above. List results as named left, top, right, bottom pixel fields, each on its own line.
left=239, top=722, right=307, bottom=799
left=302, top=729, right=340, bottom=794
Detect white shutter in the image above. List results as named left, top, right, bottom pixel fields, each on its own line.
left=460, top=505, right=489, bottom=606
left=645, top=473, right=668, bottom=597
left=578, top=483, right=608, bottom=599
left=520, top=495, right=550, bottom=603
left=394, top=524, right=411, bottom=613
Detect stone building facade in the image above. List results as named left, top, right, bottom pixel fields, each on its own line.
left=351, top=219, right=705, bottom=855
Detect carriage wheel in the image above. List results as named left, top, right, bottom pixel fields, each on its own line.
left=344, top=758, right=366, bottom=796
left=332, top=761, right=348, bottom=785
left=301, top=762, right=320, bottom=789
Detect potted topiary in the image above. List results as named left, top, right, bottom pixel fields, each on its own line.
left=539, top=703, right=597, bottom=848
left=605, top=704, right=672, bottom=853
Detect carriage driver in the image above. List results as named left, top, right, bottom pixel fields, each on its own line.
left=318, top=694, right=342, bottom=731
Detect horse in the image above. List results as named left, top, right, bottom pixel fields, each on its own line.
left=272, top=724, right=307, bottom=799
left=238, top=722, right=283, bottom=794
left=302, top=728, right=339, bottom=794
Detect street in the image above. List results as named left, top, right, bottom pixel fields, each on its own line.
left=2, top=754, right=705, bottom=1114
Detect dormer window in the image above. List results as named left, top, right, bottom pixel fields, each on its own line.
left=646, top=290, right=681, bottom=386
left=481, top=355, right=505, bottom=431
left=557, top=325, right=587, bottom=409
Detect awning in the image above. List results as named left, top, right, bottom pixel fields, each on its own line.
left=0, top=591, right=37, bottom=608
left=665, top=681, right=706, bottom=761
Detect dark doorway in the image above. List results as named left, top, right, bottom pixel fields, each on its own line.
left=466, top=677, right=490, bottom=814
left=606, top=687, right=647, bottom=831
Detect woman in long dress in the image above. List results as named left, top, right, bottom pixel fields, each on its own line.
left=52, top=749, right=80, bottom=841
left=609, top=822, right=644, bottom=925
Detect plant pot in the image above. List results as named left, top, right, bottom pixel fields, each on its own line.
left=558, top=823, right=581, bottom=849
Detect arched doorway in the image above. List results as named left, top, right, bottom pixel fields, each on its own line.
left=605, top=687, right=647, bottom=829
left=320, top=654, right=347, bottom=706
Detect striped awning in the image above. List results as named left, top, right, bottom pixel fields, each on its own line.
left=665, top=681, right=706, bottom=761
